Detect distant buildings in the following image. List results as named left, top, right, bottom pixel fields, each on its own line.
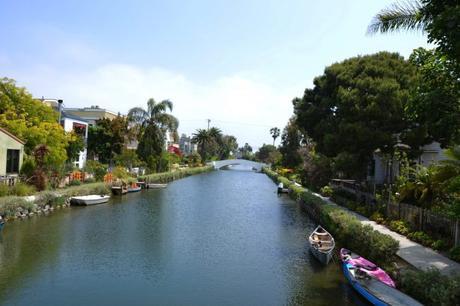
left=0, top=127, right=25, bottom=185
left=179, top=134, right=197, bottom=155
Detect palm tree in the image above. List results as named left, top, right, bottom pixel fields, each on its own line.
left=192, top=129, right=212, bottom=161
left=270, top=127, right=280, bottom=146
left=128, top=98, right=178, bottom=161
left=368, top=0, right=428, bottom=34
left=127, top=98, right=178, bottom=138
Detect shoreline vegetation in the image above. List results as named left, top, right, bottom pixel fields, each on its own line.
left=262, top=167, right=460, bottom=305
left=0, top=166, right=213, bottom=223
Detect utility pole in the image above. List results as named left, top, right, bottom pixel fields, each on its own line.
left=207, top=119, right=211, bottom=130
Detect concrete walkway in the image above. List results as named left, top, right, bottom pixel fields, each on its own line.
left=344, top=207, right=460, bottom=275
left=312, top=192, right=460, bottom=276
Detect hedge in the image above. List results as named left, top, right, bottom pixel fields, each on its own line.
left=263, top=167, right=399, bottom=267
left=139, top=166, right=213, bottom=183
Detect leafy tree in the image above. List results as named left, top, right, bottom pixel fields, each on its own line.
left=114, top=149, right=142, bottom=171
left=255, top=144, right=280, bottom=165
left=294, top=52, right=418, bottom=179
left=219, top=135, right=238, bottom=159
left=279, top=117, right=303, bottom=168
left=0, top=77, right=68, bottom=167
left=298, top=144, right=333, bottom=190
left=128, top=98, right=178, bottom=164
left=66, top=131, right=85, bottom=163
left=87, top=116, right=127, bottom=164
left=238, top=143, right=253, bottom=160
left=270, top=127, right=280, bottom=146
left=407, top=48, right=460, bottom=146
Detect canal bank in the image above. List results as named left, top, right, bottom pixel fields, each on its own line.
left=0, top=166, right=363, bottom=305
left=0, top=166, right=213, bottom=225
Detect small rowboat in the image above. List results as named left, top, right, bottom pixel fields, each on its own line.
left=147, top=183, right=168, bottom=189
left=70, top=195, right=110, bottom=206
left=341, top=249, right=422, bottom=306
left=308, top=225, right=335, bottom=265
left=277, top=183, right=289, bottom=194
left=127, top=186, right=142, bottom=193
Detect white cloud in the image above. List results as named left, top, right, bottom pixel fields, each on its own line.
left=14, top=64, right=300, bottom=149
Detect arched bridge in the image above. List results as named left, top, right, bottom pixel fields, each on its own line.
left=209, top=159, right=267, bottom=171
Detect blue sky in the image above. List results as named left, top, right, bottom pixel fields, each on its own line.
left=0, top=0, right=429, bottom=149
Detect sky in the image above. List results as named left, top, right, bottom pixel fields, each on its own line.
left=0, top=0, right=429, bottom=149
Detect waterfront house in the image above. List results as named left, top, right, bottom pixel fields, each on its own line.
left=61, top=112, right=89, bottom=169
left=64, top=105, right=118, bottom=126
left=0, top=127, right=25, bottom=185
left=370, top=141, right=448, bottom=185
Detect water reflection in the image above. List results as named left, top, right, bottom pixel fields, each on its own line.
left=0, top=170, right=361, bottom=305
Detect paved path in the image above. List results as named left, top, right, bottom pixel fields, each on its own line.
left=313, top=192, right=460, bottom=276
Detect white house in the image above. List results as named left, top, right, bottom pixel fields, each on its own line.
left=61, top=112, right=89, bottom=169
left=370, top=141, right=448, bottom=184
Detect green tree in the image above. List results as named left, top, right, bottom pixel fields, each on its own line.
left=66, top=131, right=85, bottom=163
left=255, top=144, right=280, bottom=165
left=192, top=127, right=222, bottom=161
left=239, top=143, right=254, bottom=160
left=407, top=48, right=460, bottom=146
left=0, top=78, right=69, bottom=167
left=114, top=149, right=142, bottom=171
left=87, top=116, right=127, bottom=164
left=294, top=52, right=418, bottom=179
left=128, top=98, right=178, bottom=164
left=219, top=135, right=238, bottom=159
left=270, top=127, right=280, bottom=146
left=279, top=117, right=303, bottom=168
left=368, top=1, right=426, bottom=34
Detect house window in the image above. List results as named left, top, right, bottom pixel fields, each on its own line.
left=6, top=149, right=20, bottom=173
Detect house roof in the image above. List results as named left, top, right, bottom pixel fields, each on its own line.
left=61, top=112, right=89, bottom=123
left=0, top=127, right=25, bottom=145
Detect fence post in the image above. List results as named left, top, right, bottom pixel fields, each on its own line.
left=455, top=219, right=459, bottom=247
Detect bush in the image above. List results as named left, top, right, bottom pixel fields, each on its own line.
left=0, top=184, right=8, bottom=197
left=84, top=160, right=107, bottom=181
left=370, top=212, right=385, bottom=224
left=84, top=178, right=96, bottom=184
left=389, top=220, right=411, bottom=236
left=0, top=196, right=34, bottom=218
left=320, top=185, right=333, bottom=197
left=449, top=246, right=460, bottom=262
left=60, top=182, right=110, bottom=197
left=431, top=239, right=448, bottom=251
left=400, top=269, right=460, bottom=305
left=0, top=182, right=36, bottom=197
left=407, top=231, right=434, bottom=247
left=68, top=180, right=82, bottom=186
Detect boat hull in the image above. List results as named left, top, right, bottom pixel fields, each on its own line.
left=147, top=183, right=167, bottom=189
left=342, top=263, right=388, bottom=306
left=310, top=246, right=333, bottom=265
left=127, top=186, right=142, bottom=193
left=308, top=225, right=335, bottom=265
left=71, top=195, right=110, bottom=206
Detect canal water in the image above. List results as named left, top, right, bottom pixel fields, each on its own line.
left=0, top=166, right=366, bottom=305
